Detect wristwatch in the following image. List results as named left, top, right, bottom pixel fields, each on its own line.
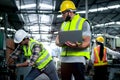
left=76, top=42, right=81, bottom=47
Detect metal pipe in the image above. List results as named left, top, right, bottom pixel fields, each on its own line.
left=85, top=0, right=88, bottom=19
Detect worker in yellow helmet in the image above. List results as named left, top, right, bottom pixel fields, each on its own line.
left=59, top=0, right=76, bottom=21
left=55, top=0, right=91, bottom=80
left=60, top=0, right=76, bottom=12
left=91, top=36, right=120, bottom=80
left=8, top=29, right=59, bottom=80
left=96, top=36, right=105, bottom=43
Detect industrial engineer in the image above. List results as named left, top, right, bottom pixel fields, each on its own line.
left=55, top=0, right=91, bottom=80
left=91, top=36, right=120, bottom=80
left=9, top=29, right=59, bottom=80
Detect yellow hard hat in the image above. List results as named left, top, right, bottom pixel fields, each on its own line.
left=60, top=0, right=76, bottom=12
left=96, top=36, right=104, bottom=43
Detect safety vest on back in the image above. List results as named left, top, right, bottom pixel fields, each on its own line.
left=23, top=38, right=52, bottom=69
left=94, top=46, right=107, bottom=66
left=60, top=14, right=90, bottom=59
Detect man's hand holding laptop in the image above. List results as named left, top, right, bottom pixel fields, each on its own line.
left=65, top=41, right=81, bottom=48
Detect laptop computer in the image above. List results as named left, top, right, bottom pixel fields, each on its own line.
left=58, top=30, right=82, bottom=45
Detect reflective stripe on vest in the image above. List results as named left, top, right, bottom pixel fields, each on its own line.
left=60, top=14, right=90, bottom=59
left=94, top=46, right=107, bottom=66
left=23, top=38, right=52, bottom=69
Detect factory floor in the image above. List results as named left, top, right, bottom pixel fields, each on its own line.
left=1, top=66, right=120, bottom=80
left=0, top=72, right=120, bottom=80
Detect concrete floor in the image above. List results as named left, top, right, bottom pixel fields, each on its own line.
left=15, top=66, right=120, bottom=80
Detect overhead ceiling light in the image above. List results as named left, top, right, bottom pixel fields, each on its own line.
left=108, top=5, right=120, bottom=9
left=116, top=22, right=120, bottom=25
left=18, top=3, right=53, bottom=9
left=0, top=17, right=3, bottom=20
left=76, top=4, right=120, bottom=13
left=76, top=11, right=86, bottom=14
left=0, top=27, right=4, bottom=30
left=57, top=15, right=62, bottom=18
left=7, top=28, right=16, bottom=32
left=19, top=4, right=36, bottom=9
left=94, top=21, right=120, bottom=27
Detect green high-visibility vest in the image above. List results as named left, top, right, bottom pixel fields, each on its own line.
left=23, top=38, right=52, bottom=69
left=60, top=14, right=90, bottom=59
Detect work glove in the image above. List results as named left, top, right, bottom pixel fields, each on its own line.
left=8, top=64, right=16, bottom=69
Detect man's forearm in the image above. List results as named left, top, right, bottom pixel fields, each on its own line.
left=16, top=61, right=29, bottom=67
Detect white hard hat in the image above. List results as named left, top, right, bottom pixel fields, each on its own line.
left=14, top=29, right=29, bottom=43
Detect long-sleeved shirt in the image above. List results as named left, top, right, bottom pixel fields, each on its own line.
left=10, top=44, right=42, bottom=66
left=91, top=45, right=120, bottom=64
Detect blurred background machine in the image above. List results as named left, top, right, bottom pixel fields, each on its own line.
left=105, top=37, right=120, bottom=80
left=0, top=32, right=10, bottom=80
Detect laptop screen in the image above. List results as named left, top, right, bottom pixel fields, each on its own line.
left=58, top=30, right=82, bottom=45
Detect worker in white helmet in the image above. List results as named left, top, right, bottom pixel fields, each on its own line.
left=91, top=36, right=120, bottom=80
left=8, top=29, right=59, bottom=80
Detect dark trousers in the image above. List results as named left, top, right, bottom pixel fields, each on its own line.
left=61, top=63, right=85, bottom=80
left=93, top=65, right=108, bottom=80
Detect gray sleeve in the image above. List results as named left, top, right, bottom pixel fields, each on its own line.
left=82, top=21, right=91, bottom=36
left=107, top=47, right=120, bottom=57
